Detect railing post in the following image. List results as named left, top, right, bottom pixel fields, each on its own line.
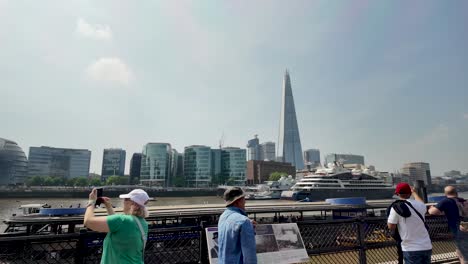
left=75, top=228, right=87, bottom=264
left=357, top=218, right=367, bottom=264
left=200, top=221, right=208, bottom=264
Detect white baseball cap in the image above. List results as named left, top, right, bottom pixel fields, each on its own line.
left=119, top=189, right=150, bottom=206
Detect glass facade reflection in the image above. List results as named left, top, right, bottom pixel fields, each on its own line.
left=184, top=145, right=211, bottom=187
left=28, top=146, right=91, bottom=179
left=221, top=147, right=247, bottom=185
left=0, top=138, right=28, bottom=185
left=101, top=148, right=126, bottom=180
left=129, top=153, right=142, bottom=184
left=140, top=143, right=171, bottom=187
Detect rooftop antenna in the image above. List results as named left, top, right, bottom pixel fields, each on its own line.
left=219, top=132, right=225, bottom=149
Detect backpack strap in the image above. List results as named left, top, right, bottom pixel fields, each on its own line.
left=404, top=201, right=429, bottom=230
left=133, top=216, right=147, bottom=260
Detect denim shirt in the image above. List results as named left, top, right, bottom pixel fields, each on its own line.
left=218, top=207, right=257, bottom=264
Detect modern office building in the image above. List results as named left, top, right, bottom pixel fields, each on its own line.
left=324, top=153, right=365, bottom=166
left=129, top=153, right=142, bottom=184
left=247, top=135, right=261, bottom=161
left=0, top=138, right=28, bottom=185
left=402, top=162, right=431, bottom=186
left=221, top=147, right=247, bottom=185
left=176, top=153, right=184, bottom=177
left=246, top=160, right=295, bottom=185
left=140, top=143, right=172, bottom=187
left=101, top=148, right=126, bottom=180
left=303, top=149, right=320, bottom=168
left=28, top=146, right=91, bottom=179
left=278, top=70, right=304, bottom=170
left=260, top=142, right=276, bottom=161
left=184, top=145, right=212, bottom=187
left=211, top=149, right=222, bottom=184
left=169, top=149, right=181, bottom=186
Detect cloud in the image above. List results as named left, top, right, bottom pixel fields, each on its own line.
left=85, top=57, right=133, bottom=85
left=463, top=113, right=468, bottom=120
left=76, top=18, right=112, bottom=40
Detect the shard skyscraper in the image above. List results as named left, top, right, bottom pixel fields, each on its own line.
left=278, top=70, right=304, bottom=170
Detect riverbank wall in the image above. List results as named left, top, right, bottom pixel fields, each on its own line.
left=0, top=189, right=217, bottom=198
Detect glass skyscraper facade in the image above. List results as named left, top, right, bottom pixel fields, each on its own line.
left=211, top=149, right=222, bottom=183
left=101, top=148, right=126, bottom=180
left=140, top=143, right=172, bottom=186
left=247, top=135, right=260, bottom=161
left=129, top=153, right=142, bottom=184
left=221, top=147, right=247, bottom=185
left=0, top=138, right=28, bottom=185
left=28, top=146, right=91, bottom=179
left=184, top=145, right=212, bottom=187
left=278, top=70, right=304, bottom=170
left=304, top=149, right=321, bottom=168
left=260, top=142, right=276, bottom=161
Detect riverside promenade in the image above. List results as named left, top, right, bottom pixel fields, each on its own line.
left=0, top=201, right=461, bottom=263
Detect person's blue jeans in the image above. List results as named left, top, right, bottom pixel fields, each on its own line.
left=402, top=249, right=432, bottom=264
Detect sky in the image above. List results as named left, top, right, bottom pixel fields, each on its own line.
left=1, top=0, right=467, bottom=176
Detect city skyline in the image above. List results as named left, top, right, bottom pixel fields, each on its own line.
left=1, top=1, right=468, bottom=176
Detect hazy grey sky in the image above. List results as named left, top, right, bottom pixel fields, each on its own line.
left=1, top=1, right=467, bottom=176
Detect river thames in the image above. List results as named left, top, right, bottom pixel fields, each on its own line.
left=1, top=192, right=467, bottom=231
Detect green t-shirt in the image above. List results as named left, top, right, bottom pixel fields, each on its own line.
left=101, top=214, right=149, bottom=264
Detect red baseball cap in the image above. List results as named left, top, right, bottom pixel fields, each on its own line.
left=395, top=183, right=411, bottom=194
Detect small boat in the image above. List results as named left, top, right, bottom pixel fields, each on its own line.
left=39, top=208, right=86, bottom=216
left=18, top=204, right=51, bottom=215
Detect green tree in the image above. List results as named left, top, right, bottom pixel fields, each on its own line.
left=268, top=171, right=288, bottom=181
left=66, top=178, right=77, bottom=186
left=26, top=176, right=44, bottom=186
left=88, top=178, right=102, bottom=187
left=44, top=176, right=56, bottom=186
left=106, top=176, right=128, bottom=185
left=226, top=177, right=236, bottom=185
left=75, top=177, right=89, bottom=187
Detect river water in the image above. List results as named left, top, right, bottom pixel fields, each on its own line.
left=1, top=192, right=466, bottom=231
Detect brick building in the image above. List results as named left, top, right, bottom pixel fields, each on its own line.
left=246, top=160, right=295, bottom=185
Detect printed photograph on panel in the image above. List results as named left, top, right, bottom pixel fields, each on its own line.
left=272, top=223, right=305, bottom=251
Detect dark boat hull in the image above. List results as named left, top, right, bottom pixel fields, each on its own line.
left=282, top=189, right=395, bottom=201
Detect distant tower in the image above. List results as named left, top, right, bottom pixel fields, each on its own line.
left=278, top=70, right=304, bottom=170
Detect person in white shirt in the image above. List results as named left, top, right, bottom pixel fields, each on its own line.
left=387, top=182, right=432, bottom=264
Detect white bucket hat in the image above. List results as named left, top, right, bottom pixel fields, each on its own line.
left=119, top=189, right=150, bottom=206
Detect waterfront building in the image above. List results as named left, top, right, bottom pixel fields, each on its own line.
left=278, top=70, right=304, bottom=170
left=246, top=160, right=295, bottom=185
left=184, top=145, right=212, bottom=187
left=0, top=138, right=28, bottom=185
left=221, top=147, right=247, bottom=185
left=28, top=146, right=91, bottom=179
left=402, top=162, right=431, bottom=186
left=129, top=153, right=142, bottom=184
left=169, top=149, right=181, bottom=187
left=101, top=148, right=126, bottom=181
left=140, top=143, right=172, bottom=187
left=260, top=142, right=276, bottom=161
left=303, top=149, right=320, bottom=168
left=176, top=153, right=184, bottom=177
left=324, top=153, right=365, bottom=166
left=247, top=135, right=261, bottom=161
left=211, top=149, right=222, bottom=184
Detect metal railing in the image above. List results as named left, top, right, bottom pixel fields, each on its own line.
left=0, top=216, right=458, bottom=264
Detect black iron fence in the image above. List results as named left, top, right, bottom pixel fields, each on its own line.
left=0, top=216, right=458, bottom=264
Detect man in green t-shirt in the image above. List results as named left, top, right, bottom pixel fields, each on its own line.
left=84, top=188, right=150, bottom=264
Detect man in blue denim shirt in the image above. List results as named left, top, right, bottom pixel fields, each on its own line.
left=218, top=187, right=257, bottom=264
